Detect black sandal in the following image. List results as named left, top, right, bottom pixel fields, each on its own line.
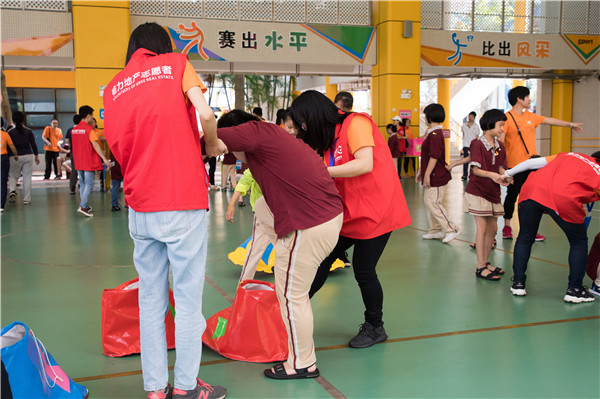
left=485, top=261, right=504, bottom=275
left=264, top=363, right=320, bottom=380
left=476, top=267, right=501, bottom=281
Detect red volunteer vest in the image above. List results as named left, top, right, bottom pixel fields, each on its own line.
left=520, top=152, right=600, bottom=224
left=103, top=50, right=208, bottom=212
left=324, top=113, right=411, bottom=239
left=71, top=121, right=102, bottom=171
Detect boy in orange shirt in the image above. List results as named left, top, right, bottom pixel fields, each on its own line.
left=42, top=119, right=63, bottom=179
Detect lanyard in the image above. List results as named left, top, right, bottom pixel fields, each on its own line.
left=329, top=139, right=337, bottom=167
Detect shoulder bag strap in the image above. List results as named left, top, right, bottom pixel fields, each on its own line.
left=507, top=112, right=530, bottom=155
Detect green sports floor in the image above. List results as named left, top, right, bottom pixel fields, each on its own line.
left=2, top=171, right=599, bottom=399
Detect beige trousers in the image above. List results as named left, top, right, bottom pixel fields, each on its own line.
left=239, top=197, right=277, bottom=283
left=254, top=197, right=343, bottom=369
left=423, top=185, right=458, bottom=234
left=221, top=163, right=237, bottom=189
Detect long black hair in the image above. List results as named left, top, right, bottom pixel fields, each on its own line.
left=275, top=109, right=286, bottom=125
left=126, top=23, right=173, bottom=65
left=289, top=90, right=350, bottom=156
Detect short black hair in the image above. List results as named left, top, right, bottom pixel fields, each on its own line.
left=334, top=91, right=353, bottom=111
left=508, top=86, right=530, bottom=106
left=469, top=111, right=477, bottom=118
left=289, top=90, right=350, bottom=157
left=591, top=151, right=600, bottom=164
left=79, top=105, right=94, bottom=119
left=126, top=22, right=173, bottom=65
left=73, top=114, right=82, bottom=125
left=218, top=109, right=261, bottom=128
left=479, top=109, right=507, bottom=131
left=275, top=109, right=286, bottom=125
left=386, top=123, right=397, bottom=132
left=252, top=107, right=263, bottom=117
left=423, top=103, right=445, bottom=124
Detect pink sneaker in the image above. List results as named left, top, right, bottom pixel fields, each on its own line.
left=535, top=233, right=546, bottom=241
left=502, top=226, right=512, bottom=239
left=147, top=384, right=172, bottom=399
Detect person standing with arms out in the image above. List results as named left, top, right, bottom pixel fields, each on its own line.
left=461, top=111, right=480, bottom=181
left=290, top=91, right=411, bottom=349
left=7, top=111, right=39, bottom=206
left=42, top=119, right=63, bottom=180
left=1, top=117, right=19, bottom=213
left=70, top=106, right=110, bottom=217
left=505, top=152, right=599, bottom=303
left=103, top=23, right=227, bottom=399
left=418, top=103, right=461, bottom=243
left=501, top=85, right=583, bottom=241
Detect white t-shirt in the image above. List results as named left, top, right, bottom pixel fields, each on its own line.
left=462, top=122, right=481, bottom=148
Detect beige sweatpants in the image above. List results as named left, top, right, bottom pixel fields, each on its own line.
left=221, top=163, right=237, bottom=189
left=239, top=197, right=277, bottom=283
left=253, top=197, right=343, bottom=369
left=423, top=185, right=458, bottom=234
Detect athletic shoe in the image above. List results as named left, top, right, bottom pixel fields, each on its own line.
left=172, top=379, right=226, bottom=399
left=54, top=176, right=62, bottom=180
left=502, top=226, right=513, bottom=239
left=535, top=233, right=546, bottom=241
left=77, top=206, right=93, bottom=217
left=23, top=201, right=30, bottom=205
left=442, top=227, right=461, bottom=243
left=510, top=280, right=526, bottom=296
left=564, top=286, right=595, bottom=303
left=147, top=385, right=172, bottom=399
left=70, top=191, right=76, bottom=195
left=111, top=205, right=121, bottom=212
left=589, top=283, right=600, bottom=297
left=348, top=322, right=388, bottom=348
left=1, top=209, right=4, bottom=213
left=422, top=231, right=446, bottom=240
left=8, top=191, right=16, bottom=203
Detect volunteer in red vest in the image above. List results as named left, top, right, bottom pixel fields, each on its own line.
left=501, top=86, right=584, bottom=241
left=289, top=90, right=411, bottom=349
left=505, top=151, right=600, bottom=303
left=217, top=109, right=343, bottom=380
left=103, top=23, right=227, bottom=399
left=70, top=106, right=110, bottom=217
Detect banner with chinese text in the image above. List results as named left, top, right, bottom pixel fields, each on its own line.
left=421, top=30, right=600, bottom=70
left=130, top=16, right=376, bottom=65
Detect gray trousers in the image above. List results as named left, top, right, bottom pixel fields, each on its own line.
left=8, top=154, right=34, bottom=202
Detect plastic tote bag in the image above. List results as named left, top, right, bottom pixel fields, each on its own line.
left=0, top=321, right=88, bottom=398
left=202, top=280, right=288, bottom=363
left=101, top=277, right=176, bottom=357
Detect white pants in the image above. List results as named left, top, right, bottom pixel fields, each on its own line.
left=8, top=154, right=34, bottom=202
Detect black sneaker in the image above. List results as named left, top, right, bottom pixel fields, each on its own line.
left=510, top=280, right=526, bottom=296
left=348, top=322, right=388, bottom=348
left=111, top=205, right=121, bottom=212
left=564, top=286, right=596, bottom=303
left=8, top=191, right=16, bottom=203
left=172, top=379, right=226, bottom=399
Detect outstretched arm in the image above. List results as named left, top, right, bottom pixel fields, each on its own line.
left=505, top=157, right=549, bottom=177
left=542, top=117, right=583, bottom=134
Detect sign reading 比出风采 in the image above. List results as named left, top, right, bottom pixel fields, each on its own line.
left=129, top=16, right=376, bottom=66
left=421, top=31, right=600, bottom=70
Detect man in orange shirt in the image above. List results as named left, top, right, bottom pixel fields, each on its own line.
left=501, top=86, right=583, bottom=240
left=42, top=119, right=63, bottom=180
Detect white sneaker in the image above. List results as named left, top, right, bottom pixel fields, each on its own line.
left=442, top=227, right=461, bottom=243
left=422, top=231, right=445, bottom=240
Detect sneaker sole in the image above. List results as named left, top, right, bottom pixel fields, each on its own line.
left=77, top=209, right=93, bottom=217
left=348, top=333, right=388, bottom=349
left=564, top=295, right=595, bottom=303
left=510, top=288, right=526, bottom=296
left=588, top=289, right=600, bottom=297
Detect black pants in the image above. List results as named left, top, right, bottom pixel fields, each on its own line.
left=1, top=155, right=9, bottom=208
left=462, top=146, right=470, bottom=178
left=208, top=157, right=216, bottom=185
left=503, top=170, right=532, bottom=220
left=44, top=151, right=59, bottom=178
left=70, top=165, right=78, bottom=192
left=309, top=232, right=392, bottom=327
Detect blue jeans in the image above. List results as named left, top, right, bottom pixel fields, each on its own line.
left=513, top=199, right=588, bottom=288
left=128, top=208, right=208, bottom=392
left=110, top=179, right=122, bottom=207
left=77, top=170, right=95, bottom=209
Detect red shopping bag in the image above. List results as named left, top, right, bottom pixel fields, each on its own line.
left=202, top=280, right=288, bottom=363
left=101, top=277, right=176, bottom=357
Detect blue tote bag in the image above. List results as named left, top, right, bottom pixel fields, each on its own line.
left=0, top=321, right=88, bottom=399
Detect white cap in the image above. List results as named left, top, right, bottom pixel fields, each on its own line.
left=391, top=116, right=402, bottom=121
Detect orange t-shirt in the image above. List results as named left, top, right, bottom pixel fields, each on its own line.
left=1, top=130, right=13, bottom=155
left=43, top=126, right=63, bottom=152
left=503, top=110, right=545, bottom=167
left=404, top=127, right=415, bottom=139
left=182, top=60, right=206, bottom=93
left=347, top=116, right=375, bottom=154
